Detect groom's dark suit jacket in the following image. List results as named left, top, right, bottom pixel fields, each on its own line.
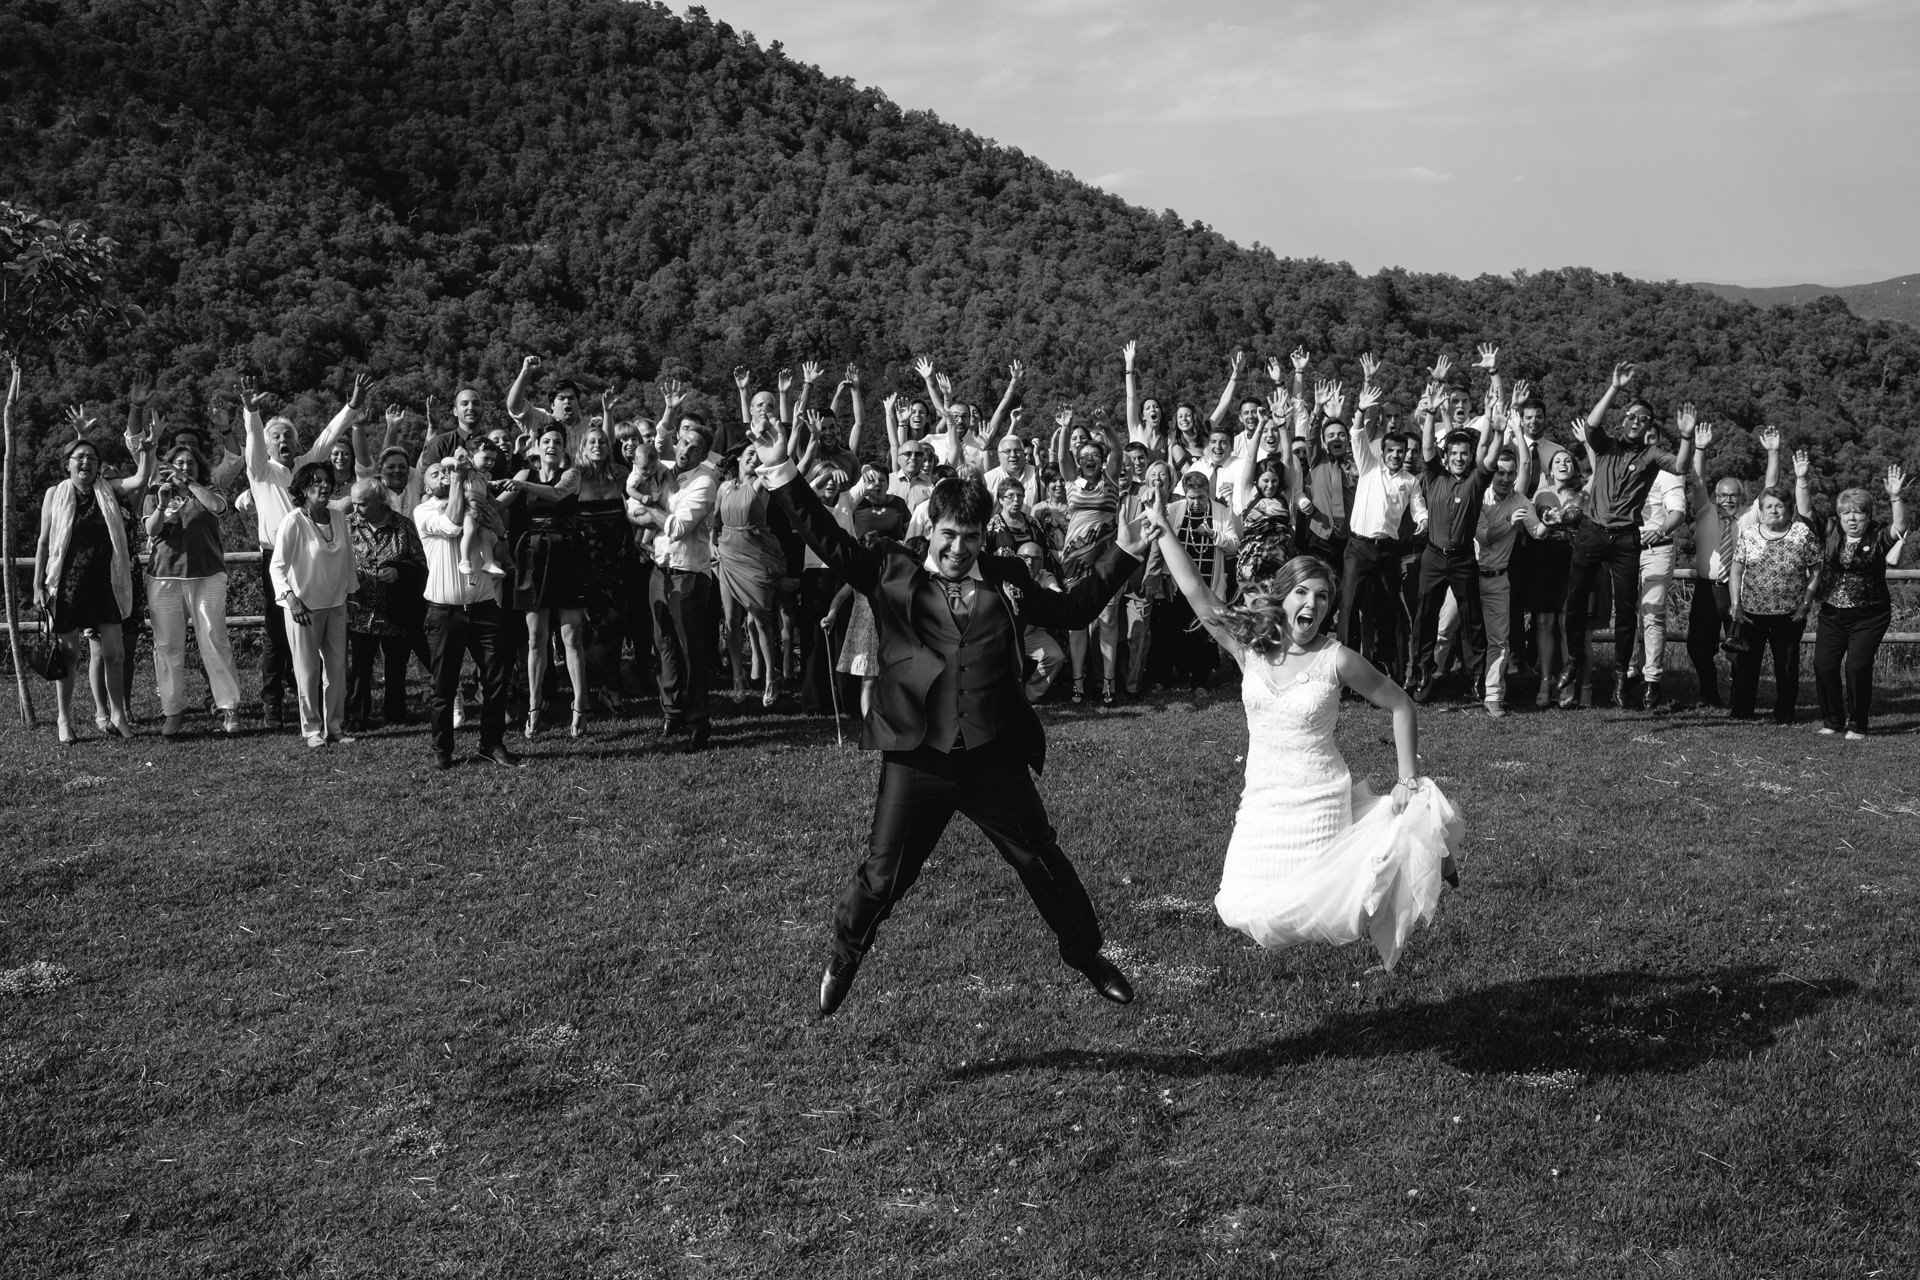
left=769, top=468, right=1138, bottom=774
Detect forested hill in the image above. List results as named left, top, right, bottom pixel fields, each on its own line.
left=2, top=0, right=1916, bottom=511
left=1689, top=276, right=1920, bottom=331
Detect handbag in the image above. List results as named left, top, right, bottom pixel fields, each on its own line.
left=24, top=614, right=70, bottom=682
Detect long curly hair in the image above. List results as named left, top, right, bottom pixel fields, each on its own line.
left=1212, top=555, right=1339, bottom=655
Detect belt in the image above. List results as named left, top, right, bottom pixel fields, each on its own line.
left=1479, top=567, right=1507, bottom=579
left=1643, top=536, right=1673, bottom=549
left=661, top=565, right=708, bottom=576
left=1352, top=533, right=1397, bottom=546
left=1427, top=542, right=1474, bottom=557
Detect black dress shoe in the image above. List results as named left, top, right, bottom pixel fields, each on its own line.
left=1441, top=855, right=1461, bottom=888
left=1071, top=953, right=1134, bottom=1005
left=1411, top=678, right=1436, bottom=704
left=477, top=744, right=523, bottom=768
left=686, top=723, right=711, bottom=752
left=1642, top=681, right=1667, bottom=711
left=819, top=953, right=860, bottom=1016
left=432, top=750, right=454, bottom=771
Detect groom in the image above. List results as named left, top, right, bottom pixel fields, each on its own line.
left=748, top=416, right=1148, bottom=1016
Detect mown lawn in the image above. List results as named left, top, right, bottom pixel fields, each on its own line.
left=2, top=659, right=1917, bottom=1278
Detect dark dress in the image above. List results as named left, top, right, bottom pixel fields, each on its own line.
left=1523, top=491, right=1582, bottom=611
left=52, top=488, right=123, bottom=632
left=512, top=485, right=587, bottom=612
left=576, top=493, right=634, bottom=696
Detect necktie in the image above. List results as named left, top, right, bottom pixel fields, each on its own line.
left=938, top=576, right=971, bottom=629
left=1716, top=512, right=1737, bottom=582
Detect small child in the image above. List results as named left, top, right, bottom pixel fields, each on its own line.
left=624, top=437, right=664, bottom=506
left=456, top=441, right=509, bottom=578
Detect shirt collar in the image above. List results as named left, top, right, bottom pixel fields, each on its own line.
left=922, top=554, right=985, bottom=583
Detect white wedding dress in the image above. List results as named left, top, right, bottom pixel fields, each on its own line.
left=1215, top=641, right=1463, bottom=970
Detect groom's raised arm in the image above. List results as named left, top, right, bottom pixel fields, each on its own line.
left=753, top=421, right=883, bottom=598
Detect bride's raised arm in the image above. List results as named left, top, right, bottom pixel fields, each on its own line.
left=1140, top=487, right=1242, bottom=666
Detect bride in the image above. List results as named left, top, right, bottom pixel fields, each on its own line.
left=1140, top=489, right=1463, bottom=970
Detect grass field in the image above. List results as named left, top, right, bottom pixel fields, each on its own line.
left=2, top=657, right=1918, bottom=1278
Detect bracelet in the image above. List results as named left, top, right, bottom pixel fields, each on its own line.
left=1397, top=775, right=1421, bottom=788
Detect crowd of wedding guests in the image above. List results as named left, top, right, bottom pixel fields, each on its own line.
left=30, top=344, right=1912, bottom=762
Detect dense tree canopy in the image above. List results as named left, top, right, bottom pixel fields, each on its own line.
left=2, top=0, right=1915, bottom=544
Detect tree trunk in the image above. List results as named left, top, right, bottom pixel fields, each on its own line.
left=3, top=359, right=36, bottom=727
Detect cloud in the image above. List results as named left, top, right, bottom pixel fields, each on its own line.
left=1093, top=167, right=1148, bottom=192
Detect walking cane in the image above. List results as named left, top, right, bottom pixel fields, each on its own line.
left=820, top=617, right=846, bottom=747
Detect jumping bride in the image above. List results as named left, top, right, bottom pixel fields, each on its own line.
left=1139, top=489, right=1463, bottom=970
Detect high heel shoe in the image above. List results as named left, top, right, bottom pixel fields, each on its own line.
left=109, top=714, right=134, bottom=739
left=95, top=713, right=112, bottom=734
left=57, top=718, right=76, bottom=745
left=524, top=705, right=542, bottom=740
left=1101, top=679, right=1116, bottom=706
left=762, top=685, right=778, bottom=709
left=1072, top=678, right=1085, bottom=705
left=569, top=711, right=585, bottom=739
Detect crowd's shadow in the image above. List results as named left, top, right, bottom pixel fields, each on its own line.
left=948, top=965, right=1857, bottom=1081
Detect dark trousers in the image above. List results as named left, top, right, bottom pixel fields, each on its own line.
left=1397, top=552, right=1421, bottom=681
left=1686, top=578, right=1734, bottom=704
left=1339, top=536, right=1402, bottom=672
left=1813, top=604, right=1890, bottom=733
left=650, top=567, right=712, bottom=728
left=1729, top=611, right=1805, bottom=723
left=1151, top=591, right=1215, bottom=688
left=1566, top=523, right=1640, bottom=685
left=423, top=599, right=512, bottom=755
left=347, top=629, right=411, bottom=725
left=256, top=550, right=291, bottom=704
left=835, top=743, right=1104, bottom=967
left=624, top=561, right=657, bottom=695
left=798, top=566, right=844, bottom=715
left=1413, top=545, right=1483, bottom=683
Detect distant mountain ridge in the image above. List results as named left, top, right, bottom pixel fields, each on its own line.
left=1688, top=275, right=1920, bottom=329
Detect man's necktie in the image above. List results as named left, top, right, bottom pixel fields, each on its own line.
left=938, top=576, right=971, bottom=628
left=1717, top=514, right=1738, bottom=582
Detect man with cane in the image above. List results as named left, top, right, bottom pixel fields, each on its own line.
left=749, top=413, right=1150, bottom=1017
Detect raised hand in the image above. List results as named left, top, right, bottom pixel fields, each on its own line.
left=237, top=375, right=269, bottom=413
left=521, top=354, right=542, bottom=374
left=1312, top=376, right=1332, bottom=408
left=881, top=392, right=899, bottom=424
left=1055, top=407, right=1074, bottom=430
left=127, top=376, right=155, bottom=407
left=1510, top=378, right=1532, bottom=408
left=347, top=372, right=373, bottom=410
left=1007, top=359, right=1024, bottom=385
left=1887, top=464, right=1907, bottom=496
left=1290, top=346, right=1310, bottom=374
left=801, top=360, right=824, bottom=385
left=1325, top=385, right=1348, bottom=421
left=1009, top=406, right=1026, bottom=429
left=425, top=394, right=435, bottom=428
left=935, top=371, right=954, bottom=401
left=659, top=377, right=687, bottom=411
left=1227, top=349, right=1245, bottom=379
left=1792, top=448, right=1811, bottom=479
left=1568, top=416, right=1588, bottom=446
left=912, top=354, right=936, bottom=381
left=1475, top=343, right=1499, bottom=371
left=1428, top=354, right=1451, bottom=383
left=1266, top=389, right=1290, bottom=424
left=732, top=365, right=751, bottom=390
left=1359, top=352, right=1383, bottom=383
left=1692, top=421, right=1715, bottom=451
left=1415, top=385, right=1436, bottom=417
left=746, top=409, right=789, bottom=469
left=1610, top=361, right=1636, bottom=390
left=1357, top=384, right=1384, bottom=413
left=1266, top=355, right=1287, bottom=384
left=1675, top=402, right=1698, bottom=439
left=1138, top=485, right=1172, bottom=538
left=1121, top=339, right=1137, bottom=371
left=845, top=363, right=860, bottom=387
left=601, top=389, right=621, bottom=422
left=1757, top=425, right=1781, bottom=452
left=64, top=404, right=97, bottom=436
left=776, top=368, right=794, bottom=394
left=384, top=403, right=406, bottom=432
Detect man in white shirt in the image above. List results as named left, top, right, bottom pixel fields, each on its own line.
left=1339, top=392, right=1426, bottom=672
left=1627, top=455, right=1689, bottom=709
left=982, top=434, right=1042, bottom=510
left=242, top=374, right=366, bottom=728
left=644, top=417, right=721, bottom=749
left=890, top=439, right=935, bottom=510
left=413, top=460, right=520, bottom=770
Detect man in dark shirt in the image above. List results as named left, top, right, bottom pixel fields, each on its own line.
left=1409, top=402, right=1504, bottom=701
left=1564, top=363, right=1695, bottom=708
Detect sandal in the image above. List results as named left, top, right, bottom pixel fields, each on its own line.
left=1102, top=679, right=1116, bottom=706
left=1072, top=678, right=1085, bottom=705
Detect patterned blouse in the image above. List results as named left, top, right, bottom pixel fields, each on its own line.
left=348, top=512, right=426, bottom=635
left=1732, top=521, right=1820, bottom=616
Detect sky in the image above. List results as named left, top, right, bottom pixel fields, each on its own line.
left=702, top=0, right=1919, bottom=285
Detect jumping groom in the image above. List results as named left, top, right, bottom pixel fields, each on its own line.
left=748, top=416, right=1148, bottom=1016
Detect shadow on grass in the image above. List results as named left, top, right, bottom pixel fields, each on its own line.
left=948, top=965, right=1857, bottom=1081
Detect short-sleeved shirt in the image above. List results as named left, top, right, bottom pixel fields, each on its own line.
left=1733, top=521, right=1820, bottom=616
left=1588, top=431, right=1680, bottom=528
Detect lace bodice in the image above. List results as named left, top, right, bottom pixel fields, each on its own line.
left=1240, top=642, right=1345, bottom=762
